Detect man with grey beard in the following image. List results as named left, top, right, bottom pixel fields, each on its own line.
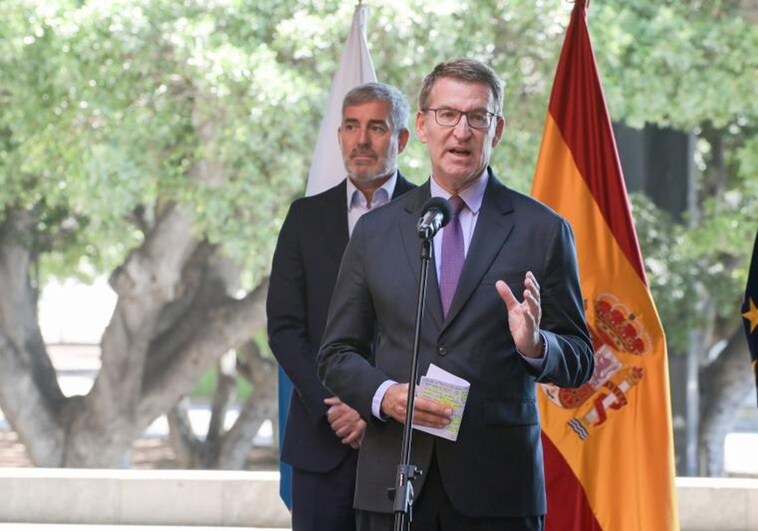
left=267, top=82, right=416, bottom=531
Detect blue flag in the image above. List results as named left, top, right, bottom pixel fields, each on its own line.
left=742, top=228, right=758, bottom=407
left=277, top=371, right=294, bottom=508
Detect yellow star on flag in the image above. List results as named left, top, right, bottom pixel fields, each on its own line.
left=743, top=297, right=758, bottom=333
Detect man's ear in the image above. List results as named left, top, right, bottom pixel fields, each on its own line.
left=415, top=110, right=429, bottom=144
left=397, top=128, right=410, bottom=154
left=491, top=115, right=505, bottom=147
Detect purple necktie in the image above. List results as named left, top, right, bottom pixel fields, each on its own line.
left=440, top=195, right=466, bottom=318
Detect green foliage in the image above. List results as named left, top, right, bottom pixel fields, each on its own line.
left=633, top=195, right=718, bottom=351
left=0, top=0, right=756, bottom=354
left=588, top=1, right=758, bottom=352
left=592, top=1, right=758, bottom=129
left=190, top=365, right=253, bottom=402
left=632, top=182, right=758, bottom=352
left=0, top=0, right=334, bottom=281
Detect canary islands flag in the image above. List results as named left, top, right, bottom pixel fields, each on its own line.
left=276, top=3, right=377, bottom=508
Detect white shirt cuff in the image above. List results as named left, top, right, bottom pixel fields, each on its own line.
left=371, top=379, right=397, bottom=420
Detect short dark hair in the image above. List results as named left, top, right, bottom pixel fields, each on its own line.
left=418, top=58, right=503, bottom=115
left=342, top=82, right=410, bottom=134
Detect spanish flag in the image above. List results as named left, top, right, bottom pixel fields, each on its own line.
left=531, top=2, right=679, bottom=530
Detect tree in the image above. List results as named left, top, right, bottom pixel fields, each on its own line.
left=588, top=1, right=758, bottom=475
left=0, top=0, right=755, bottom=472
left=0, top=0, right=325, bottom=467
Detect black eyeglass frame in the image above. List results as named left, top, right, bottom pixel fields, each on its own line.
left=423, top=108, right=500, bottom=130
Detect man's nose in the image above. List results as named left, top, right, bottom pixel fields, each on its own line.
left=357, top=127, right=371, bottom=145
left=452, top=115, right=473, bottom=139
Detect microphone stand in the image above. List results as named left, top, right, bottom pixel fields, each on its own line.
left=392, top=237, right=433, bottom=531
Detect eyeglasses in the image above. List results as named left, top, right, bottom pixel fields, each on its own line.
left=424, top=108, right=498, bottom=130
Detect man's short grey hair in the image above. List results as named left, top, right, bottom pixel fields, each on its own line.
left=342, top=82, right=410, bottom=134
left=418, top=58, right=503, bottom=115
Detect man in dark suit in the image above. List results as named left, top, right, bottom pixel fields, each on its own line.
left=267, top=82, right=416, bottom=531
left=318, top=59, right=595, bottom=531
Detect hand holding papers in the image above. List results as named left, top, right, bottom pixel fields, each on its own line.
left=413, top=364, right=470, bottom=441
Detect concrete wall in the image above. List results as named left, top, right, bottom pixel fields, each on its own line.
left=0, top=468, right=289, bottom=528
left=1, top=468, right=756, bottom=530
left=677, top=477, right=758, bottom=531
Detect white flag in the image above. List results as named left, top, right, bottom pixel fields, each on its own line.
left=305, top=4, right=378, bottom=196
left=278, top=3, right=378, bottom=508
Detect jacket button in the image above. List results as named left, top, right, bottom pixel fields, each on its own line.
left=437, top=346, right=447, bottom=356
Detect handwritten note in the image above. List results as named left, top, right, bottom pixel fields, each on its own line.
left=412, top=364, right=470, bottom=441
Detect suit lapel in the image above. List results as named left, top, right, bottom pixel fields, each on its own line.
left=442, top=172, right=515, bottom=331
left=323, top=181, right=350, bottom=264
left=400, top=183, right=445, bottom=330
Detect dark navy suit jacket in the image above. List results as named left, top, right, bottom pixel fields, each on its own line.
left=267, top=174, right=415, bottom=473
left=318, top=170, right=594, bottom=517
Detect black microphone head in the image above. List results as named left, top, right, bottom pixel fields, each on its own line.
left=421, top=196, right=452, bottom=228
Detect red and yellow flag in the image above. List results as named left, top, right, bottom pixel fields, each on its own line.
left=532, top=2, right=679, bottom=530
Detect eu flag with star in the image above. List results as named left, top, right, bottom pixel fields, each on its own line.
left=742, top=228, right=758, bottom=407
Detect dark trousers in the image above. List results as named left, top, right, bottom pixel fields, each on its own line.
left=357, top=453, right=544, bottom=531
left=292, top=450, right=359, bottom=531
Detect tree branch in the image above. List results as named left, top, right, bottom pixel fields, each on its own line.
left=214, top=340, right=277, bottom=469
left=75, top=201, right=198, bottom=444
left=698, top=326, right=755, bottom=475
left=137, top=277, right=268, bottom=429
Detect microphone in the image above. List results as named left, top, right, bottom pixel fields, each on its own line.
left=417, top=197, right=452, bottom=240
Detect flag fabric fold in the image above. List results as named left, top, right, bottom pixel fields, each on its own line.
left=305, top=5, right=377, bottom=197
left=531, top=1, right=679, bottom=530
left=742, top=228, right=758, bottom=407
left=277, top=4, right=378, bottom=508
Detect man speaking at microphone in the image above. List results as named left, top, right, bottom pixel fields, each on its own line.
left=318, top=58, right=594, bottom=531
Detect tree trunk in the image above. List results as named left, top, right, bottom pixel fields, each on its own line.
left=0, top=84, right=275, bottom=468
left=698, top=326, right=754, bottom=476
left=0, top=208, right=66, bottom=466
left=167, top=397, right=202, bottom=467
left=1, top=197, right=272, bottom=467
left=60, top=202, right=198, bottom=467
left=215, top=340, right=277, bottom=469
left=165, top=340, right=277, bottom=470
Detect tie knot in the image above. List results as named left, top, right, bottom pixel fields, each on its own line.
left=449, top=195, right=466, bottom=216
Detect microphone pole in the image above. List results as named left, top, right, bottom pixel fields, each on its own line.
left=392, top=198, right=450, bottom=531
left=392, top=236, right=431, bottom=531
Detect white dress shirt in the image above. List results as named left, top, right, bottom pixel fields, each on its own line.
left=346, top=172, right=398, bottom=236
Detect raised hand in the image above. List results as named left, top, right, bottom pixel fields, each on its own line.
left=495, top=271, right=544, bottom=358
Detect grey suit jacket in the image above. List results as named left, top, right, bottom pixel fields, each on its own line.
left=318, top=169, right=594, bottom=517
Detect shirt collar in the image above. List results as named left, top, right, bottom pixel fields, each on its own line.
left=429, top=167, right=489, bottom=214
left=346, top=171, right=398, bottom=211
